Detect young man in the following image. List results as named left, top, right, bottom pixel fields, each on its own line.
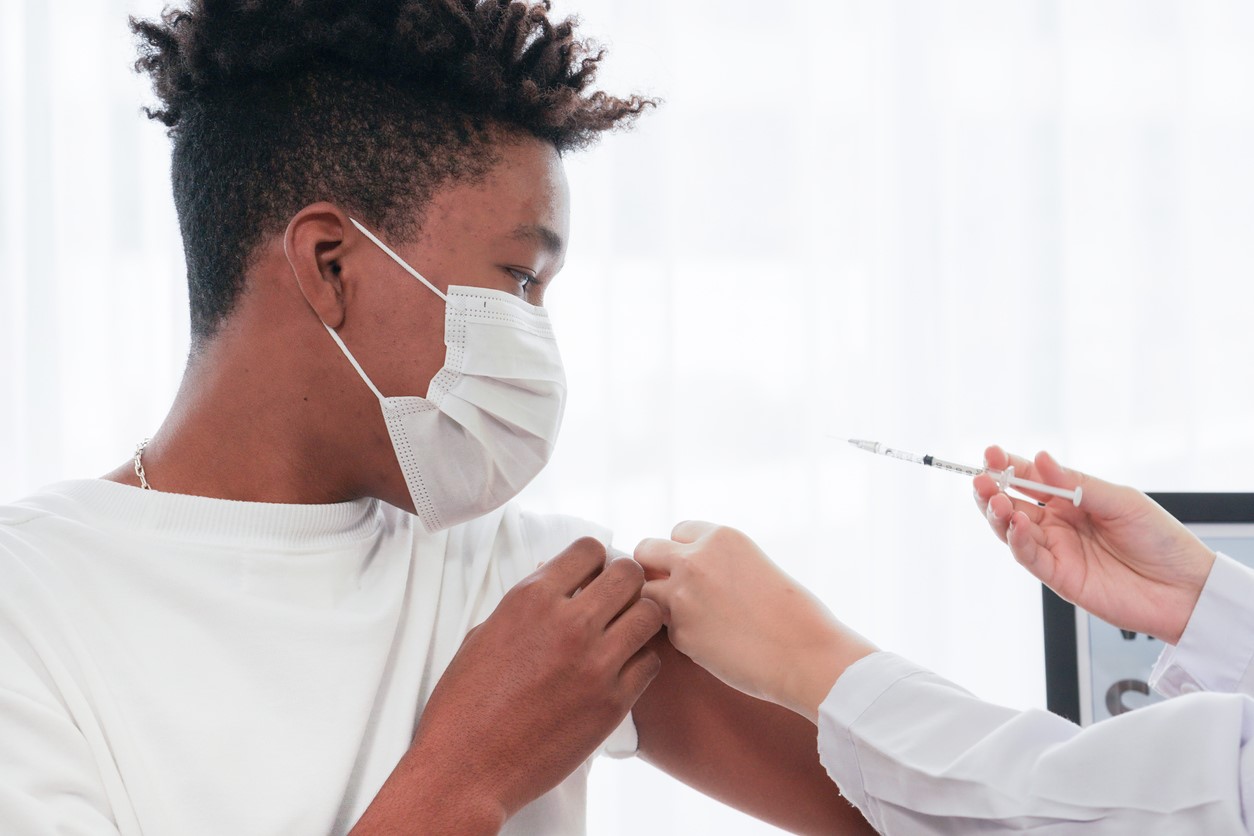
left=0, top=2, right=872, bottom=833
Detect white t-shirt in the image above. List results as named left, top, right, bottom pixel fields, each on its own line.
left=0, top=479, right=635, bottom=835
left=817, top=553, right=1254, bottom=834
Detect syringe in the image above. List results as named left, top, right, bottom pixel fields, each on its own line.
left=848, top=439, right=1082, bottom=506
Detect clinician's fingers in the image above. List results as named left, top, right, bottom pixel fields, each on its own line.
left=973, top=472, right=1000, bottom=511
left=634, top=537, right=680, bottom=579
left=987, top=491, right=1046, bottom=534
left=977, top=475, right=1046, bottom=543
left=984, top=492, right=1015, bottom=541
left=980, top=446, right=1066, bottom=507
left=1034, top=451, right=1084, bottom=490
left=670, top=520, right=719, bottom=544
left=978, top=443, right=1048, bottom=503
left=1033, top=452, right=1141, bottom=522
left=998, top=449, right=1091, bottom=509
left=983, top=445, right=1038, bottom=479
left=640, top=579, right=673, bottom=623
left=1033, top=450, right=1070, bottom=482
left=1005, top=510, right=1059, bottom=581
left=983, top=445, right=1043, bottom=482
left=983, top=445, right=1011, bottom=472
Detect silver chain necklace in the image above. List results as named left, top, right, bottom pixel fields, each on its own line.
left=133, top=438, right=153, bottom=491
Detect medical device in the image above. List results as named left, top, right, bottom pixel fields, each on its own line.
left=848, top=439, right=1082, bottom=506
left=1047, top=494, right=1254, bottom=724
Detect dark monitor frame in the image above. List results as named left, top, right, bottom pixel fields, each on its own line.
left=1043, top=492, right=1254, bottom=724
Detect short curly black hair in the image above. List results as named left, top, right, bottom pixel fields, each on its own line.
left=132, top=0, right=654, bottom=341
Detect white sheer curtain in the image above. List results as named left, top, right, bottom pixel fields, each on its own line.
left=5, top=1, right=1254, bottom=834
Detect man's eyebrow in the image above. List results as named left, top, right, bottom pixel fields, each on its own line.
left=509, top=223, right=565, bottom=255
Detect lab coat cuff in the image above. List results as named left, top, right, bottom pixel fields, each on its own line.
left=817, top=651, right=931, bottom=822
left=1149, top=552, right=1254, bottom=699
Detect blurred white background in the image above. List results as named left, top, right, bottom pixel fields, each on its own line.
left=4, top=1, right=1254, bottom=833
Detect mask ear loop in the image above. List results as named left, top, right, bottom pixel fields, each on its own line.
left=349, top=217, right=461, bottom=308
left=324, top=217, right=462, bottom=401
left=323, top=323, right=386, bottom=402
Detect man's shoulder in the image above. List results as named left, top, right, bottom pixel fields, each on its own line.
left=513, top=507, right=612, bottom=558
left=0, top=489, right=84, bottom=627
left=0, top=489, right=64, bottom=528
left=449, top=504, right=612, bottom=565
left=0, top=486, right=79, bottom=564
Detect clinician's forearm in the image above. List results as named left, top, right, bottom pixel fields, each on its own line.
left=1151, top=552, right=1254, bottom=699
left=635, top=633, right=876, bottom=835
left=821, top=652, right=1254, bottom=835
left=774, top=628, right=877, bottom=724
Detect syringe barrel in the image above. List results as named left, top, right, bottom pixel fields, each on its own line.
left=925, top=456, right=984, bottom=478
left=880, top=446, right=925, bottom=465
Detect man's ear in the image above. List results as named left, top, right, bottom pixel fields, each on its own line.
left=283, top=202, right=356, bottom=329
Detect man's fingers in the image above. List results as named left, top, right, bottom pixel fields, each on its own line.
left=605, top=595, right=664, bottom=660
left=536, top=536, right=608, bottom=596
left=619, top=643, right=663, bottom=699
left=582, top=557, right=646, bottom=623
left=670, top=519, right=717, bottom=544
left=634, top=537, right=679, bottom=579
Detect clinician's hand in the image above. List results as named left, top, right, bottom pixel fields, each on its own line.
left=635, top=522, right=876, bottom=724
left=352, top=537, right=662, bottom=835
left=975, top=446, right=1216, bottom=644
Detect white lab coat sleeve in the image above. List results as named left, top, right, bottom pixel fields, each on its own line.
left=1150, top=552, right=1254, bottom=699
left=818, top=651, right=1254, bottom=834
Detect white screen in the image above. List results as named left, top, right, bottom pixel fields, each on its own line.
left=1077, top=522, right=1254, bottom=725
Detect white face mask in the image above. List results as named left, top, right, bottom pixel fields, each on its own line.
left=321, top=218, right=567, bottom=532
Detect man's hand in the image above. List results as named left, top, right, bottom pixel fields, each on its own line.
left=351, top=537, right=663, bottom=834
left=975, top=446, right=1216, bottom=644
left=635, top=522, right=875, bottom=723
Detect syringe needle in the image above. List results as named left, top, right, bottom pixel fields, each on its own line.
left=848, top=438, right=1082, bottom=507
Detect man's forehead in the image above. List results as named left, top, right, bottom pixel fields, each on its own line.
left=509, top=223, right=565, bottom=256
left=417, top=138, right=569, bottom=247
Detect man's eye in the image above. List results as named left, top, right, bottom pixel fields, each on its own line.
left=507, top=268, right=538, bottom=288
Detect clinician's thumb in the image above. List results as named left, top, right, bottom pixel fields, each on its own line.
left=670, top=519, right=719, bottom=543
left=634, top=537, right=678, bottom=580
